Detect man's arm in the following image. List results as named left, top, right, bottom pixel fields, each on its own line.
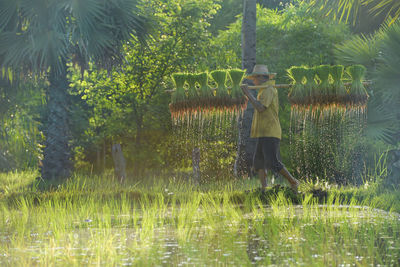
left=240, top=85, right=267, bottom=113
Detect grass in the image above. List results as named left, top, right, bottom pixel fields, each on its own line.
left=0, top=171, right=399, bottom=266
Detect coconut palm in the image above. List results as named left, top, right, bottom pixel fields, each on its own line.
left=0, top=0, right=148, bottom=181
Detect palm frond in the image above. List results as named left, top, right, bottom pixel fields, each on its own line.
left=0, top=0, right=18, bottom=31
left=334, top=34, right=380, bottom=75
left=365, top=97, right=398, bottom=144
left=0, top=0, right=150, bottom=74
left=0, top=32, right=31, bottom=69
left=106, top=0, right=149, bottom=42
left=374, top=20, right=400, bottom=105
left=28, top=28, right=69, bottom=75
left=308, top=0, right=363, bottom=25
left=307, top=0, right=400, bottom=26
left=363, top=0, right=400, bottom=25
left=67, top=0, right=105, bottom=38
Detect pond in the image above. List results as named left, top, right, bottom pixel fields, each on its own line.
left=1, top=195, right=399, bottom=266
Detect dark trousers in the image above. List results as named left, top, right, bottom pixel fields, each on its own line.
left=253, top=137, right=284, bottom=173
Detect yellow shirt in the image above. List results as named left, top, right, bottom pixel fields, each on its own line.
left=250, top=80, right=282, bottom=139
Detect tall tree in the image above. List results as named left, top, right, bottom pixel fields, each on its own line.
left=235, top=0, right=257, bottom=176
left=0, top=0, right=148, bottom=181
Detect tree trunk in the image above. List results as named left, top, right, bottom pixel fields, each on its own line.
left=235, top=0, right=257, bottom=177
left=41, top=65, right=72, bottom=181
left=111, top=143, right=126, bottom=183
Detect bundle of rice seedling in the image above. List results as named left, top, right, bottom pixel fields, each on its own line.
left=303, top=67, right=317, bottom=105
left=315, top=65, right=331, bottom=105
left=287, top=66, right=306, bottom=105
left=229, top=69, right=245, bottom=98
left=186, top=73, right=198, bottom=99
left=330, top=65, right=346, bottom=105
left=228, top=69, right=247, bottom=109
left=171, top=73, right=186, bottom=103
left=197, top=72, right=213, bottom=112
left=185, top=73, right=199, bottom=113
left=211, top=70, right=229, bottom=109
left=347, top=65, right=368, bottom=105
left=170, top=73, right=187, bottom=117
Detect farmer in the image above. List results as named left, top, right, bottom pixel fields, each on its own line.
left=240, top=64, right=300, bottom=192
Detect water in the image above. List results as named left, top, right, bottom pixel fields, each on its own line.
left=290, top=103, right=367, bottom=184
left=170, top=108, right=243, bottom=180
left=1, top=205, right=399, bottom=265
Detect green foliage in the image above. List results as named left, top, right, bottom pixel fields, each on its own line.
left=0, top=0, right=148, bottom=75
left=229, top=69, right=245, bottom=98
left=197, top=72, right=212, bottom=98
left=375, top=21, right=400, bottom=109
left=306, top=0, right=400, bottom=27
left=315, top=65, right=331, bottom=95
left=334, top=21, right=400, bottom=144
left=330, top=65, right=346, bottom=96
left=303, top=67, right=317, bottom=99
left=186, top=73, right=198, bottom=99
left=207, top=4, right=350, bottom=76
left=287, top=66, right=306, bottom=101
left=334, top=33, right=384, bottom=75
left=68, top=0, right=220, bottom=174
left=347, top=64, right=368, bottom=96
left=171, top=73, right=187, bottom=103
left=208, top=0, right=295, bottom=35
left=210, top=70, right=228, bottom=97
left=0, top=78, right=45, bottom=171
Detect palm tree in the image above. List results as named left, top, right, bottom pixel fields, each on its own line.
left=334, top=22, right=400, bottom=145
left=0, top=0, right=148, bottom=181
left=235, top=0, right=257, bottom=177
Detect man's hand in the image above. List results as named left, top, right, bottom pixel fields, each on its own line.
left=240, top=84, right=250, bottom=97
left=241, top=84, right=266, bottom=113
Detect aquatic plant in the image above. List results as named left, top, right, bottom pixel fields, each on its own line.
left=229, top=69, right=245, bottom=99
left=211, top=70, right=228, bottom=99
left=196, top=72, right=212, bottom=112
left=315, top=65, right=331, bottom=104
left=197, top=72, right=212, bottom=98
left=287, top=66, right=306, bottom=105
left=228, top=69, right=247, bottom=113
left=170, top=73, right=188, bottom=120
left=186, top=73, right=198, bottom=99
left=347, top=65, right=369, bottom=105
left=303, top=67, right=317, bottom=105
left=330, top=65, right=346, bottom=104
left=171, top=73, right=186, bottom=103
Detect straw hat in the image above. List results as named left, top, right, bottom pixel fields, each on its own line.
left=245, top=64, right=276, bottom=80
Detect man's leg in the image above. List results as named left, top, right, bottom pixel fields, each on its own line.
left=266, top=137, right=300, bottom=191
left=253, top=138, right=267, bottom=189
left=258, top=169, right=267, bottom=189
left=279, top=167, right=300, bottom=191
